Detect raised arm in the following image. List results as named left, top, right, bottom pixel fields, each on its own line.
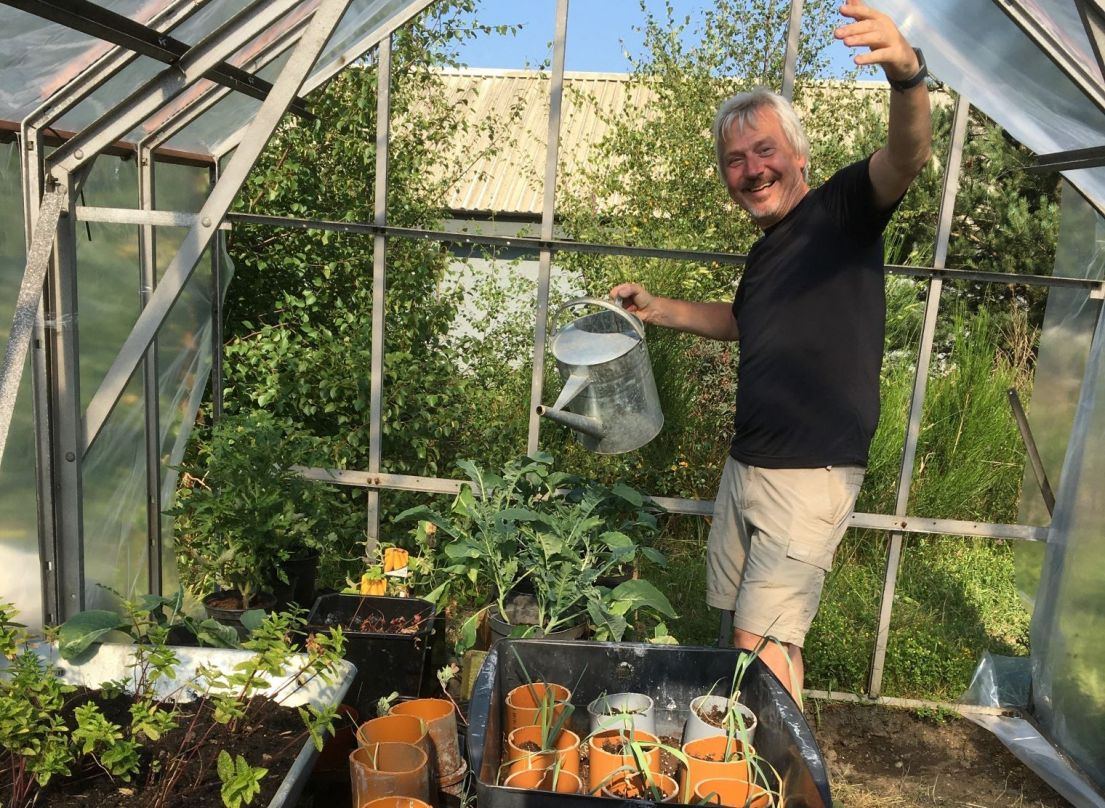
left=835, top=2, right=932, bottom=210
left=610, top=282, right=739, bottom=341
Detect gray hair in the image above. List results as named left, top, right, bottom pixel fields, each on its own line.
left=713, top=88, right=810, bottom=181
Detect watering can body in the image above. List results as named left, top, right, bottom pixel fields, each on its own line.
left=537, top=298, right=664, bottom=454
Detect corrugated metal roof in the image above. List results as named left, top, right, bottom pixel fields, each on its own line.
left=433, top=69, right=898, bottom=217
left=434, top=69, right=657, bottom=216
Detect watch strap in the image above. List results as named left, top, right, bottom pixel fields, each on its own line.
left=889, top=48, right=927, bottom=92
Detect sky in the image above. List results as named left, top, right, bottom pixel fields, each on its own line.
left=453, top=0, right=865, bottom=77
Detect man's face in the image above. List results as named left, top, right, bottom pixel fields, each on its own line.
left=721, top=108, right=809, bottom=229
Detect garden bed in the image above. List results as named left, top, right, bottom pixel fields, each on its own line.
left=809, top=701, right=1073, bottom=807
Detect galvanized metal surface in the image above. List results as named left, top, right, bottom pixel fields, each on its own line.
left=365, top=33, right=392, bottom=555
left=1008, top=388, right=1057, bottom=516
left=526, top=0, right=569, bottom=456
left=869, top=95, right=971, bottom=699
left=781, top=0, right=805, bottom=100
left=539, top=298, right=663, bottom=455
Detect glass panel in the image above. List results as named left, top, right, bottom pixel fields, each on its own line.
left=878, top=0, right=1105, bottom=212
left=0, top=142, right=44, bottom=628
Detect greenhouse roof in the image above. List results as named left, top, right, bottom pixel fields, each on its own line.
left=0, top=1, right=1103, bottom=206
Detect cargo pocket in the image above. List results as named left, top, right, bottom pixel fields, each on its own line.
left=784, top=467, right=854, bottom=572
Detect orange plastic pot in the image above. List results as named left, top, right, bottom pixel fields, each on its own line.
left=502, top=767, right=582, bottom=794
left=680, top=735, right=754, bottom=803
left=503, top=682, right=571, bottom=736
left=585, top=728, right=661, bottom=793
left=694, top=776, right=773, bottom=807
left=504, top=725, right=581, bottom=778
left=389, top=698, right=466, bottom=787
left=601, top=771, right=680, bottom=803
left=359, top=798, right=434, bottom=808
left=356, top=714, right=432, bottom=762
left=349, top=742, right=431, bottom=807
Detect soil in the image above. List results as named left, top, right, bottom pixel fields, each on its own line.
left=30, top=689, right=308, bottom=808
left=810, top=701, right=1075, bottom=807
left=316, top=604, right=427, bottom=635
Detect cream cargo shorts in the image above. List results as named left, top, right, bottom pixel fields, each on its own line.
left=705, top=456, right=865, bottom=647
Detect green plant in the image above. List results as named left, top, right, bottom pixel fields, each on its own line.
left=217, top=750, right=268, bottom=808
left=168, top=409, right=337, bottom=608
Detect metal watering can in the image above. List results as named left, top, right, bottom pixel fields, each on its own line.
left=536, top=297, right=664, bottom=454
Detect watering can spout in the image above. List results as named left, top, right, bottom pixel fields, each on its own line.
left=536, top=404, right=607, bottom=440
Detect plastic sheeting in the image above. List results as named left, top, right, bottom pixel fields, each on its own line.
left=876, top=0, right=1105, bottom=213
left=0, top=142, right=42, bottom=628
left=0, top=0, right=424, bottom=157
left=1026, top=183, right=1105, bottom=789
left=0, top=144, right=211, bottom=625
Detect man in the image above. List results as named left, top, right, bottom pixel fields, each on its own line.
left=610, top=3, right=931, bottom=700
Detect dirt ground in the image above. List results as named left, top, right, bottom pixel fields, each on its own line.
left=810, top=701, right=1075, bottom=807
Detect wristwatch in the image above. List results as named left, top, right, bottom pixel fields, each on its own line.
left=889, top=48, right=928, bottom=92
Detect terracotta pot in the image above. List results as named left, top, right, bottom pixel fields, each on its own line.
left=359, top=798, right=434, bottom=808
left=504, top=724, right=581, bottom=778
left=502, top=767, right=582, bottom=794
left=680, top=735, right=754, bottom=803
left=314, top=703, right=360, bottom=775
left=389, top=698, right=466, bottom=787
left=694, top=776, right=773, bottom=807
left=587, top=691, right=656, bottom=736
left=356, top=713, right=432, bottom=762
left=503, top=682, right=571, bottom=736
left=684, top=694, right=758, bottom=745
left=585, top=728, right=661, bottom=794
left=601, top=771, right=680, bottom=803
left=349, top=741, right=431, bottom=806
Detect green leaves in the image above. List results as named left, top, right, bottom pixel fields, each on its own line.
left=57, top=610, right=127, bottom=661
left=609, top=579, right=678, bottom=619
left=217, top=749, right=268, bottom=808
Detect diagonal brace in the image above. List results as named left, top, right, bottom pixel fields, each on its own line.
left=47, top=0, right=301, bottom=176
left=82, top=0, right=356, bottom=455
left=0, top=183, right=66, bottom=470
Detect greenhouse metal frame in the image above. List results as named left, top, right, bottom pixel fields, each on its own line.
left=0, top=0, right=1103, bottom=798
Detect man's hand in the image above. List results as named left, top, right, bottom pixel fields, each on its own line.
left=834, top=3, right=919, bottom=82
left=610, top=282, right=659, bottom=323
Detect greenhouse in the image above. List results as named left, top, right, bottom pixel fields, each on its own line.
left=0, top=0, right=1103, bottom=806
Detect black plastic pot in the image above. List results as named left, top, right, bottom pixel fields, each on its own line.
left=202, top=590, right=276, bottom=640
left=306, top=593, right=439, bottom=719
left=271, top=551, right=320, bottom=612
left=468, top=639, right=833, bottom=808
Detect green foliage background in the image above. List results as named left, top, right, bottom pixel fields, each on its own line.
left=196, top=0, right=1061, bottom=699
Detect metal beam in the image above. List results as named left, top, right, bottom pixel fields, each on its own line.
left=991, top=0, right=1105, bottom=117
left=365, top=34, right=393, bottom=557
left=781, top=0, right=804, bottom=100
left=210, top=0, right=440, bottom=160
left=1028, top=144, right=1105, bottom=173
left=75, top=206, right=232, bottom=229
left=1074, top=0, right=1105, bottom=83
left=0, top=186, right=64, bottom=471
left=81, top=0, right=357, bottom=454
left=1, top=0, right=312, bottom=120
left=137, top=143, right=162, bottom=596
left=294, top=467, right=1049, bottom=542
left=527, top=0, right=569, bottom=455
left=1008, top=388, right=1056, bottom=516
left=47, top=0, right=301, bottom=176
left=869, top=95, right=971, bottom=699
left=225, top=211, right=1105, bottom=293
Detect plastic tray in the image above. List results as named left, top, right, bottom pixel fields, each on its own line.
left=467, top=638, right=831, bottom=807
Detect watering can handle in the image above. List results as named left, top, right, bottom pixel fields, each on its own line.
left=551, top=297, right=646, bottom=340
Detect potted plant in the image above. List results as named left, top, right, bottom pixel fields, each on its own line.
left=587, top=690, right=657, bottom=735
left=0, top=599, right=353, bottom=808
left=396, top=453, right=678, bottom=646
left=169, top=409, right=336, bottom=625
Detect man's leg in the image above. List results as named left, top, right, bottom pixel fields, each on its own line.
left=729, top=465, right=865, bottom=704
left=733, top=627, right=804, bottom=701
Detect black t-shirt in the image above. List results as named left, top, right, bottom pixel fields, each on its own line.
left=729, top=156, right=897, bottom=468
